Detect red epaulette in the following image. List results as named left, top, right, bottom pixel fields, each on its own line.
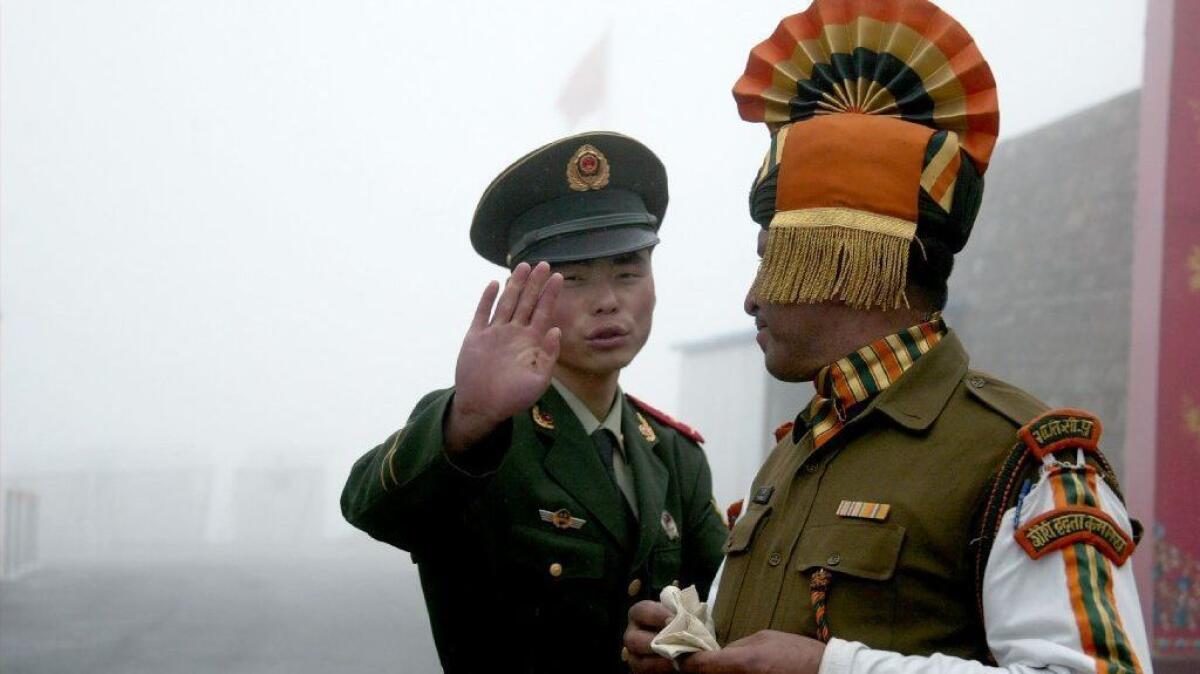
left=628, top=395, right=705, bottom=444
left=773, top=421, right=795, bottom=442
left=726, top=500, right=743, bottom=530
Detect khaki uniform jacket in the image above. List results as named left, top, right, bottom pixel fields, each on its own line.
left=712, top=331, right=1047, bottom=661
left=342, top=386, right=727, bottom=673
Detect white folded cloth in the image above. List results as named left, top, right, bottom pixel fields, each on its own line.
left=649, top=585, right=721, bottom=665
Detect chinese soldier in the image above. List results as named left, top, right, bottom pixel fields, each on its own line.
left=624, top=1, right=1152, bottom=673
left=341, top=132, right=727, bottom=673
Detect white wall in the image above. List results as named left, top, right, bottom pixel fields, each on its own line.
left=678, top=336, right=771, bottom=511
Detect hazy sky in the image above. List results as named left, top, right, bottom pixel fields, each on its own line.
left=1, top=0, right=1147, bottom=477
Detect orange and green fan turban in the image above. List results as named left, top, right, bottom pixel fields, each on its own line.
left=735, top=0, right=999, bottom=309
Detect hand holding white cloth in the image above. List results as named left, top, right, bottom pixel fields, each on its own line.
left=649, top=585, right=720, bottom=664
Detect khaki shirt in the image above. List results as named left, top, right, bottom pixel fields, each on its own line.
left=712, top=331, right=1047, bottom=660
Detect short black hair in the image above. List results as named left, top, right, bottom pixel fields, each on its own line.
left=907, top=235, right=953, bottom=311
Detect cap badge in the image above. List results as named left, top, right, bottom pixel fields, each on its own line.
left=636, top=413, right=657, bottom=443
left=532, top=405, right=555, bottom=430
left=540, top=508, right=586, bottom=530
left=660, top=511, right=679, bottom=540
left=566, top=144, right=610, bottom=192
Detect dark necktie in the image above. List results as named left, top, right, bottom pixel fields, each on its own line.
left=591, top=428, right=619, bottom=482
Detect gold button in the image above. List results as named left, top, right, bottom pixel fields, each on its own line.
left=549, top=562, right=563, bottom=577
left=627, top=578, right=643, bottom=596
left=768, top=551, right=782, bottom=566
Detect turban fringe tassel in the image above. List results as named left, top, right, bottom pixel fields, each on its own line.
left=755, top=208, right=916, bottom=310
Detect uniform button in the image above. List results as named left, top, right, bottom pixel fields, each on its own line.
left=549, top=562, right=563, bottom=577
left=768, top=552, right=782, bottom=566
left=804, top=463, right=819, bottom=474
left=969, top=376, right=986, bottom=389
left=628, top=579, right=643, bottom=596
left=827, top=553, right=841, bottom=566
left=671, top=579, right=680, bottom=587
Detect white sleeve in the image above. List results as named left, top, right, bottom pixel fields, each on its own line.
left=817, top=453, right=1152, bottom=674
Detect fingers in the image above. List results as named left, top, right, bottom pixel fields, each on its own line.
left=624, top=601, right=676, bottom=672
left=529, top=271, right=563, bottom=332
left=490, top=262, right=531, bottom=325
left=623, top=627, right=676, bottom=674
left=471, top=281, right=500, bottom=330
left=629, top=600, right=674, bottom=630
left=512, top=262, right=553, bottom=325
left=537, top=327, right=561, bottom=373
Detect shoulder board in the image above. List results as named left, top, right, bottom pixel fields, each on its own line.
left=627, top=394, right=705, bottom=444
left=963, top=370, right=1048, bottom=428
left=773, top=421, right=795, bottom=443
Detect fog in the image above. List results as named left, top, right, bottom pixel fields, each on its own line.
left=0, top=1, right=1149, bottom=671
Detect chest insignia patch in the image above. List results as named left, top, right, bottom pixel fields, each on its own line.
left=540, top=508, right=586, bottom=530
left=660, top=511, right=679, bottom=540
left=753, top=485, right=775, bottom=505
left=531, top=405, right=555, bottom=430
left=636, top=413, right=657, bottom=443
left=836, top=500, right=891, bottom=521
left=1015, top=505, right=1133, bottom=566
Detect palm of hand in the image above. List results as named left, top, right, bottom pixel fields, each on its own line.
left=453, top=262, right=563, bottom=427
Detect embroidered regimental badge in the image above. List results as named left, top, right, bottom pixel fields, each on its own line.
left=531, top=405, right=555, bottom=430
left=540, top=508, right=586, bottom=530
left=636, top=413, right=657, bottom=442
left=1015, top=505, right=1133, bottom=566
left=1018, top=408, right=1102, bottom=459
left=566, top=144, right=610, bottom=192
left=660, top=511, right=679, bottom=541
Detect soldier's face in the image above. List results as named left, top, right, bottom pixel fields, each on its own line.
left=549, top=250, right=655, bottom=378
left=746, top=230, right=848, bottom=382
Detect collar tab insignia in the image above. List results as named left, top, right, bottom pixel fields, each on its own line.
left=566, top=144, right=610, bottom=192
left=636, top=413, right=657, bottom=442
left=531, top=405, right=555, bottom=430
left=540, top=508, right=586, bottom=530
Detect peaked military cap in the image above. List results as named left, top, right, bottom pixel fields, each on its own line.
left=471, top=132, right=668, bottom=268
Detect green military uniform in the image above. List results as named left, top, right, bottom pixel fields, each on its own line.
left=712, top=329, right=1045, bottom=657
left=341, top=132, right=726, bottom=672
left=342, top=385, right=726, bottom=673
left=712, top=2, right=1150, bottom=671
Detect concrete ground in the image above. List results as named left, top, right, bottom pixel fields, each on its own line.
left=0, top=541, right=440, bottom=673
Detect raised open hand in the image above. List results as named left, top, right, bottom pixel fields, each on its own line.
left=445, top=262, right=563, bottom=453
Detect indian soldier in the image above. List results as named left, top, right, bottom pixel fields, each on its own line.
left=624, top=1, right=1152, bottom=672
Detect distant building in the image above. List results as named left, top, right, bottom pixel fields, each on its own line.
left=678, top=91, right=1140, bottom=505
